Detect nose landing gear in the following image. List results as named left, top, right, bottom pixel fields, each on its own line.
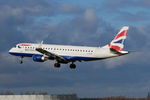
left=19, top=56, right=24, bottom=64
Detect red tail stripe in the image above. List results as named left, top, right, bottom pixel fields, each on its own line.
left=114, top=30, right=128, bottom=40
left=108, top=44, right=123, bottom=51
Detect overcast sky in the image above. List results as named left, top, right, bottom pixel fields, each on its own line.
left=0, top=0, right=150, bottom=98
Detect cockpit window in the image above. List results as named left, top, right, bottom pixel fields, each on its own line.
left=16, top=45, right=21, bottom=48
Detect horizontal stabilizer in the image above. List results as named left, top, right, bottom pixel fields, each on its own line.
left=110, top=48, right=129, bottom=55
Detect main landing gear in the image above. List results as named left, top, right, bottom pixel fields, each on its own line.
left=54, top=62, right=76, bottom=69
left=69, top=63, right=76, bottom=69
left=54, top=63, right=61, bottom=68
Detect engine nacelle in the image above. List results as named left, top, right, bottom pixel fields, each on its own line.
left=32, top=55, right=46, bottom=62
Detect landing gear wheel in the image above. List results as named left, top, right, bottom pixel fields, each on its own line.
left=70, top=63, right=76, bottom=69
left=54, top=63, right=61, bottom=68
left=20, top=60, right=23, bottom=64
left=19, top=56, right=24, bottom=64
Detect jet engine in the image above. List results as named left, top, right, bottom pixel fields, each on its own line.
left=32, top=55, right=46, bottom=62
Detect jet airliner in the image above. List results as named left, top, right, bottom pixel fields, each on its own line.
left=9, top=26, right=129, bottom=69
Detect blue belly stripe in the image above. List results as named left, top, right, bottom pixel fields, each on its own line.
left=9, top=52, right=42, bottom=57
left=9, top=52, right=99, bottom=61
left=62, top=56, right=99, bottom=61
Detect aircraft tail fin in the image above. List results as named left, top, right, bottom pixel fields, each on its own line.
left=102, top=26, right=129, bottom=55
left=108, top=26, right=129, bottom=51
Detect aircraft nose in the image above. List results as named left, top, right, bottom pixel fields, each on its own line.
left=9, top=48, right=12, bottom=53
left=9, top=48, right=14, bottom=55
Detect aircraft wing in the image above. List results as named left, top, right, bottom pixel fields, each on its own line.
left=36, top=48, right=69, bottom=63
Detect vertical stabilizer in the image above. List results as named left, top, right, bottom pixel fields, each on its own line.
left=108, top=26, right=129, bottom=51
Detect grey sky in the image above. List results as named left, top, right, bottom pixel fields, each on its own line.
left=0, top=0, right=150, bottom=98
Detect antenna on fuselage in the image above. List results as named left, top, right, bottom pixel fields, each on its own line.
left=38, top=40, right=43, bottom=48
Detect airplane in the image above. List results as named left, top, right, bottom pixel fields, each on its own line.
left=9, top=26, right=129, bottom=69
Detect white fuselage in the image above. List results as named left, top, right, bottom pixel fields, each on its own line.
left=9, top=43, right=118, bottom=62
left=8, top=26, right=129, bottom=68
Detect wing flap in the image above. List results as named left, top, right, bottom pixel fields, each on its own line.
left=36, top=48, right=68, bottom=63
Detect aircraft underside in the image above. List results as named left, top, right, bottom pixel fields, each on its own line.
left=9, top=52, right=101, bottom=69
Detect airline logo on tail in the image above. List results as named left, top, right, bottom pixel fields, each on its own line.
left=108, top=26, right=129, bottom=51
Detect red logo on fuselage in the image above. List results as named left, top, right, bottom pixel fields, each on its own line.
left=18, top=44, right=31, bottom=46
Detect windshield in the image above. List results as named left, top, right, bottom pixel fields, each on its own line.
left=16, top=45, right=21, bottom=48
